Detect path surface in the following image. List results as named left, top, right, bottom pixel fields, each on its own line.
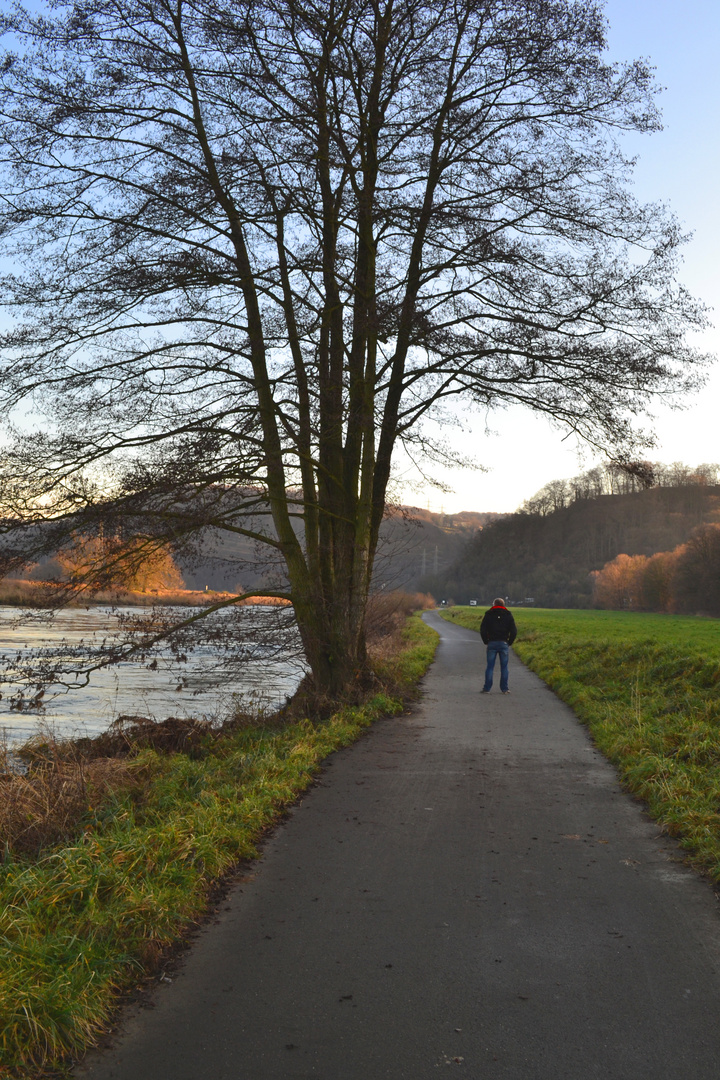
left=77, top=611, right=720, bottom=1079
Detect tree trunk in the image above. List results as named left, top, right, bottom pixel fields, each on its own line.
left=291, top=573, right=371, bottom=711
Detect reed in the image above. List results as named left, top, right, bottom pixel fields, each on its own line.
left=0, top=578, right=293, bottom=608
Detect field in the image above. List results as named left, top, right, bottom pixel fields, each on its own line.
left=441, top=606, right=720, bottom=884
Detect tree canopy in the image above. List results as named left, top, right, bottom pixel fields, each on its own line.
left=0, top=0, right=710, bottom=703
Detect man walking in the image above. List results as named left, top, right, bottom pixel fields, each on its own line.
left=480, top=598, right=517, bottom=694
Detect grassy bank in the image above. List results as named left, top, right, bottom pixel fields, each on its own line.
left=441, top=606, right=720, bottom=883
left=0, top=614, right=438, bottom=1078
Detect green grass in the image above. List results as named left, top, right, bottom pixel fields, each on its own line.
left=0, top=615, right=439, bottom=1079
left=441, top=606, right=720, bottom=883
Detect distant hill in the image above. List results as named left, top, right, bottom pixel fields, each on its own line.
left=12, top=467, right=718, bottom=611
left=394, top=507, right=501, bottom=531
left=6, top=502, right=502, bottom=597
left=370, top=507, right=504, bottom=592
left=177, top=505, right=504, bottom=594
left=426, top=479, right=720, bottom=608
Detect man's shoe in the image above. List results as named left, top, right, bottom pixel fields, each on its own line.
left=501, top=690, right=511, bottom=694
left=481, top=688, right=491, bottom=693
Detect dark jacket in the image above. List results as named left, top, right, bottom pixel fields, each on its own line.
left=480, top=604, right=517, bottom=645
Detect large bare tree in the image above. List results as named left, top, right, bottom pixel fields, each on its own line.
left=0, top=0, right=709, bottom=704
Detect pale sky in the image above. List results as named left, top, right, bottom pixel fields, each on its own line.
left=399, top=0, right=720, bottom=514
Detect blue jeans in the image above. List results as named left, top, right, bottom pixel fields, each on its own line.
left=484, top=641, right=509, bottom=692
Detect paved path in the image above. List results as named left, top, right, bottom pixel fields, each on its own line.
left=77, top=611, right=720, bottom=1079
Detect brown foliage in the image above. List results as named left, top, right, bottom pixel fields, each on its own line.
left=73, top=715, right=216, bottom=759
left=591, top=553, right=648, bottom=610
left=0, top=754, right=146, bottom=857
left=56, top=534, right=185, bottom=592
left=365, top=590, right=435, bottom=657
left=592, top=523, right=720, bottom=615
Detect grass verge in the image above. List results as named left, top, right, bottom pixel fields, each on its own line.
left=441, top=606, right=720, bottom=884
left=0, top=614, right=438, bottom=1079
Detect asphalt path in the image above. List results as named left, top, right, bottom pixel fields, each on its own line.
left=77, top=610, right=720, bottom=1079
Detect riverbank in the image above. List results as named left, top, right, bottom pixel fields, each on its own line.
left=0, top=578, right=292, bottom=608
left=441, top=606, right=720, bottom=885
left=0, top=614, right=438, bottom=1079
left=0, top=603, right=303, bottom=748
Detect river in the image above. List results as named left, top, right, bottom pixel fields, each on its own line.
left=0, top=605, right=304, bottom=747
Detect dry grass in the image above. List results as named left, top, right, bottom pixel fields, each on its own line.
left=0, top=755, right=148, bottom=858
left=71, top=714, right=217, bottom=759
left=0, top=578, right=44, bottom=607
left=365, top=590, right=435, bottom=657
left=1, top=715, right=213, bottom=859
left=0, top=578, right=292, bottom=608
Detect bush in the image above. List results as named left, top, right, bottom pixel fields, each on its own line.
left=591, top=524, right=720, bottom=615
left=365, top=590, right=434, bottom=655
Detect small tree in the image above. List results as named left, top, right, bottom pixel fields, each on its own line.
left=591, top=553, right=647, bottom=609
left=0, top=0, right=710, bottom=704
left=673, top=525, right=720, bottom=615
left=640, top=550, right=675, bottom=612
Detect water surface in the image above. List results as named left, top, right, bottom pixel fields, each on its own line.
left=0, top=605, right=303, bottom=746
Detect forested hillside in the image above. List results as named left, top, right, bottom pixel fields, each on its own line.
left=177, top=506, right=500, bottom=593
left=9, top=505, right=499, bottom=597
left=426, top=465, right=720, bottom=608
left=10, top=465, right=718, bottom=610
